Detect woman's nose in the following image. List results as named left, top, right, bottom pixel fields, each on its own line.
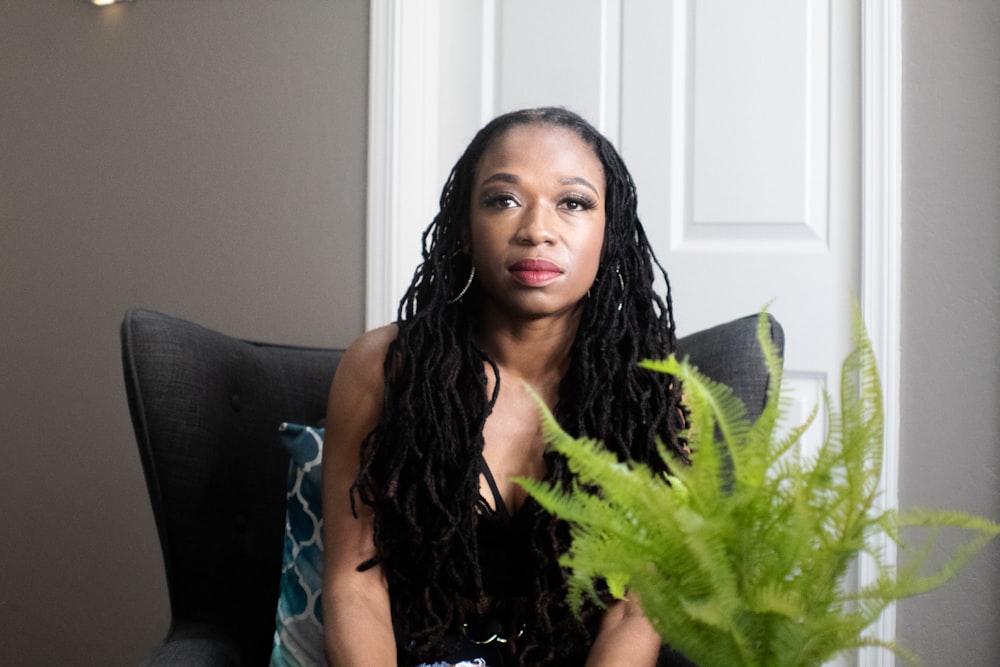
left=514, top=204, right=556, bottom=245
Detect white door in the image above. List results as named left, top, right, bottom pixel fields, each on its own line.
left=367, top=1, right=901, bottom=663
left=373, top=0, right=857, bottom=451
left=619, top=0, right=859, bottom=459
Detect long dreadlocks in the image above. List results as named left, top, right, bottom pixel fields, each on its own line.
left=351, top=107, right=689, bottom=665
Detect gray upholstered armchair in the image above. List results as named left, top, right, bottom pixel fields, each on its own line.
left=121, top=309, right=783, bottom=666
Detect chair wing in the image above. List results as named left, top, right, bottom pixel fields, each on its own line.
left=676, top=312, right=785, bottom=424
left=121, top=309, right=343, bottom=666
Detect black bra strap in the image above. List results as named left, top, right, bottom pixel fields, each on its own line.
left=477, top=454, right=510, bottom=519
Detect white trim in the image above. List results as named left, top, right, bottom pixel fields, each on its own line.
left=858, top=0, right=902, bottom=665
left=365, top=0, right=399, bottom=330
left=479, top=0, right=496, bottom=123
left=365, top=0, right=441, bottom=329
left=598, top=0, right=622, bottom=144
left=669, top=0, right=689, bottom=250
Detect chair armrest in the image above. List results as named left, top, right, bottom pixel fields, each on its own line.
left=139, top=623, right=242, bottom=667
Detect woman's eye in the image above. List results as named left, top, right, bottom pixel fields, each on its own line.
left=562, top=196, right=596, bottom=211
left=484, top=194, right=518, bottom=208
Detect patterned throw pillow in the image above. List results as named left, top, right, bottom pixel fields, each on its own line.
left=270, top=423, right=325, bottom=667
left=270, top=425, right=491, bottom=667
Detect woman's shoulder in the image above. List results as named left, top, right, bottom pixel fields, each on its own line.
left=335, top=324, right=398, bottom=383
left=344, top=323, right=399, bottom=361
left=327, top=324, right=398, bottom=419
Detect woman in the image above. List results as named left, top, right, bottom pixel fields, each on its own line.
left=322, top=107, right=689, bottom=666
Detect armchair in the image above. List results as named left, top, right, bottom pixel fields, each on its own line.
left=121, top=309, right=782, bottom=666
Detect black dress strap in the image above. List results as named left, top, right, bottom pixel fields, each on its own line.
left=477, top=454, right=510, bottom=520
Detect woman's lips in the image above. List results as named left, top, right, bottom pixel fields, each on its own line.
left=508, top=259, right=563, bottom=286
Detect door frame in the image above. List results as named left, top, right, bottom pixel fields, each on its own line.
left=364, top=1, right=902, bottom=662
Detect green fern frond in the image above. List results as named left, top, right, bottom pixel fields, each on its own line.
left=520, top=308, right=1000, bottom=666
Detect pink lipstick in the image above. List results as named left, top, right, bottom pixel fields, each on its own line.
left=508, top=259, right=563, bottom=286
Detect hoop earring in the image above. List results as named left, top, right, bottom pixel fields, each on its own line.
left=590, top=267, right=625, bottom=307
left=615, top=266, right=625, bottom=311
left=448, top=264, right=476, bottom=304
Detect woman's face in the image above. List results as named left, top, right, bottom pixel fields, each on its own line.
left=467, top=124, right=606, bottom=320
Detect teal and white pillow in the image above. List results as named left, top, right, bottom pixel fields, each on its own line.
left=270, top=423, right=325, bottom=667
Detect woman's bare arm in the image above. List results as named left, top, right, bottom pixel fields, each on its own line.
left=322, top=326, right=398, bottom=667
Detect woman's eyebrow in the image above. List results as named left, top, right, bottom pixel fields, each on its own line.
left=480, top=172, right=519, bottom=187
left=560, top=176, right=600, bottom=196
left=479, top=173, right=600, bottom=196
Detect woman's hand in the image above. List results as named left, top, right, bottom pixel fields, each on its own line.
left=584, top=594, right=661, bottom=667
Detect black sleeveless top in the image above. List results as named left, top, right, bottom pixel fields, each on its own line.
left=415, top=456, right=536, bottom=667
left=469, top=455, right=534, bottom=638
left=419, top=456, right=604, bottom=666
left=476, top=456, right=535, bottom=600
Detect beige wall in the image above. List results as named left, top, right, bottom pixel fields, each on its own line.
left=0, top=1, right=369, bottom=664
left=898, top=0, right=1000, bottom=664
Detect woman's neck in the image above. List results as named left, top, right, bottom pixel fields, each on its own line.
left=476, top=305, right=583, bottom=386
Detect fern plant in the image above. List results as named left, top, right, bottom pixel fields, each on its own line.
left=520, top=308, right=999, bottom=666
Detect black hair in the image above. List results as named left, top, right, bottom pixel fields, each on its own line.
left=352, top=107, right=688, bottom=665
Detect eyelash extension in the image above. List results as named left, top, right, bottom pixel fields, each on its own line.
left=562, top=193, right=598, bottom=210
left=480, top=192, right=518, bottom=208
left=479, top=192, right=598, bottom=210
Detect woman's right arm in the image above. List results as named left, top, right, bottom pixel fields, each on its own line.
left=322, top=326, right=399, bottom=667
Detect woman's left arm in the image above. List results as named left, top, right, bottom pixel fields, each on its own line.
left=585, top=595, right=661, bottom=667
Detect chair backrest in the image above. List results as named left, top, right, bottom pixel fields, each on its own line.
left=121, top=309, right=344, bottom=664
left=676, top=312, right=784, bottom=424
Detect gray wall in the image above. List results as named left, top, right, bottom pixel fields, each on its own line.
left=898, top=0, right=1000, bottom=664
left=0, top=1, right=368, bottom=665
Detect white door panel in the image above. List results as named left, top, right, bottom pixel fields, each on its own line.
left=621, top=0, right=858, bottom=462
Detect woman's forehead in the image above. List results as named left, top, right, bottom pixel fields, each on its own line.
left=474, top=124, right=605, bottom=186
